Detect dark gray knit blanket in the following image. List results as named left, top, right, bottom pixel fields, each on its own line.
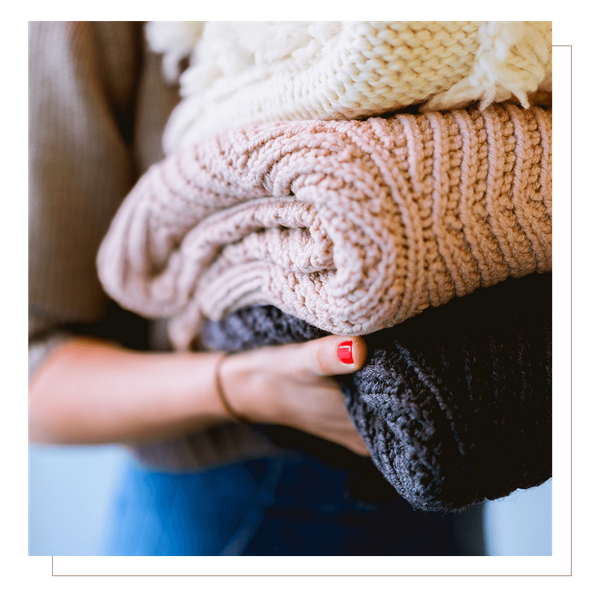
left=203, top=273, right=551, bottom=512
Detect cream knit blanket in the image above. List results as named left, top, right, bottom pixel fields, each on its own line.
left=97, top=103, right=552, bottom=351
left=146, top=21, right=552, bottom=153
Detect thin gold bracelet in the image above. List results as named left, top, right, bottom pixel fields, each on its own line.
left=214, top=352, right=251, bottom=424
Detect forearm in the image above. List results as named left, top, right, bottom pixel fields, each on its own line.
left=28, top=337, right=232, bottom=445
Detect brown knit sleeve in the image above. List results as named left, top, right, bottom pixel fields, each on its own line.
left=28, top=21, right=143, bottom=377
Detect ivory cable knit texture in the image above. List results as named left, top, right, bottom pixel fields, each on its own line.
left=97, top=103, right=552, bottom=351
left=146, top=21, right=552, bottom=151
left=203, top=273, right=552, bottom=512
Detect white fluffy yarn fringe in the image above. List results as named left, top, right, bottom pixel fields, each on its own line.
left=147, top=21, right=551, bottom=153
left=424, top=21, right=552, bottom=111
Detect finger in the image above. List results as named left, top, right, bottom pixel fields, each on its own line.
left=345, top=435, right=370, bottom=456
left=299, top=335, right=368, bottom=376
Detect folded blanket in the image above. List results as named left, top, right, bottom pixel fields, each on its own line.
left=203, top=273, right=552, bottom=512
left=97, top=103, right=552, bottom=351
left=146, top=21, right=552, bottom=151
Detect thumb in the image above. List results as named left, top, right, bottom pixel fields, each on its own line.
left=299, top=335, right=368, bottom=377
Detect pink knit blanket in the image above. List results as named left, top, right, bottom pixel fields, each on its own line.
left=97, top=103, right=552, bottom=350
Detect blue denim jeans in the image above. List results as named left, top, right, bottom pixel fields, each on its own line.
left=103, top=451, right=484, bottom=556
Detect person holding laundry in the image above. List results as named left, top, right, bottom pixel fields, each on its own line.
left=29, top=21, right=552, bottom=556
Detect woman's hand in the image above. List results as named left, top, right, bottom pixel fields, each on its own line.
left=218, top=336, right=369, bottom=456
left=29, top=335, right=369, bottom=456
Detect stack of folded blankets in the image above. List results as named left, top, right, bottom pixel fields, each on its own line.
left=98, top=21, right=552, bottom=512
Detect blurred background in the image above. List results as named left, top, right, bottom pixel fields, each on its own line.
left=28, top=443, right=552, bottom=556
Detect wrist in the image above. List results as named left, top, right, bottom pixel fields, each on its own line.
left=217, top=350, right=277, bottom=425
left=214, top=353, right=251, bottom=424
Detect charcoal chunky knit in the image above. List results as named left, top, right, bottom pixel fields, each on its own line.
left=203, top=273, right=552, bottom=512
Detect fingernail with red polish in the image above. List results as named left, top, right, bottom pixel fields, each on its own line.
left=337, top=341, right=354, bottom=364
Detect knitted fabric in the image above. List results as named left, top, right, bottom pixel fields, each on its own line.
left=97, top=103, right=552, bottom=351
left=145, top=21, right=552, bottom=151
left=202, top=273, right=552, bottom=512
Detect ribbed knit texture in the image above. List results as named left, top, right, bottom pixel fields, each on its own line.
left=97, top=103, right=552, bottom=351
left=30, top=23, right=553, bottom=489
left=29, top=22, right=139, bottom=329
left=145, top=21, right=552, bottom=151
left=203, top=273, right=552, bottom=512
